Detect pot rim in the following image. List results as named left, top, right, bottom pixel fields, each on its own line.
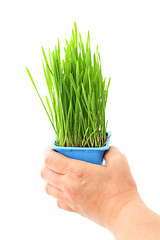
left=51, top=131, right=111, bottom=151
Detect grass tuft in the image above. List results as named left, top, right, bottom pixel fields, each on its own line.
left=26, top=22, right=111, bottom=147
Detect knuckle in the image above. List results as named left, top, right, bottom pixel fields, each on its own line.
left=45, top=183, right=49, bottom=194
left=57, top=191, right=64, bottom=201
left=44, top=149, right=51, bottom=165
left=41, top=166, right=48, bottom=179
left=57, top=200, right=62, bottom=209
left=74, top=168, right=85, bottom=179
left=64, top=184, right=75, bottom=197
left=40, top=168, right=44, bottom=178
left=44, top=154, right=50, bottom=165
left=66, top=166, right=85, bottom=180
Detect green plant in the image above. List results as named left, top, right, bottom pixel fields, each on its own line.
left=26, top=22, right=111, bottom=147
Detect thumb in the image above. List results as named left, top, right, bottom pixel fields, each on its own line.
left=104, top=146, right=120, bottom=166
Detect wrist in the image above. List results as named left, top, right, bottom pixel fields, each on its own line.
left=113, top=196, right=143, bottom=235
left=113, top=194, right=160, bottom=240
left=102, top=188, right=140, bottom=232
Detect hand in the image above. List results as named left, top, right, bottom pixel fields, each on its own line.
left=40, top=146, right=139, bottom=232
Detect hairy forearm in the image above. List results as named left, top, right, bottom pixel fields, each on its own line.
left=113, top=197, right=160, bottom=240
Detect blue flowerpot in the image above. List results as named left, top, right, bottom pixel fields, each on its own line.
left=51, top=131, right=111, bottom=165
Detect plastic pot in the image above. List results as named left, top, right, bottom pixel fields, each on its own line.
left=51, top=131, right=111, bottom=165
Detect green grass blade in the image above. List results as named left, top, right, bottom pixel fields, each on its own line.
left=27, top=23, right=110, bottom=147
left=26, top=67, right=54, bottom=130
left=83, top=127, right=98, bottom=147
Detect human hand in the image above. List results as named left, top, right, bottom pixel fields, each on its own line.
left=40, top=146, right=139, bottom=232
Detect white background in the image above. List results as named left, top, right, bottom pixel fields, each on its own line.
left=0, top=0, right=160, bottom=239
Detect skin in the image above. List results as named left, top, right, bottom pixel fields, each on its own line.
left=41, top=146, right=160, bottom=239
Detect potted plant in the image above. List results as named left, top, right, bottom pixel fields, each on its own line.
left=26, top=22, right=111, bottom=165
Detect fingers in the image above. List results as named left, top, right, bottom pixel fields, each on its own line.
left=44, top=147, right=89, bottom=175
left=45, top=183, right=65, bottom=201
left=41, top=166, right=63, bottom=190
left=44, top=147, right=75, bottom=174
left=57, top=200, right=76, bottom=213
